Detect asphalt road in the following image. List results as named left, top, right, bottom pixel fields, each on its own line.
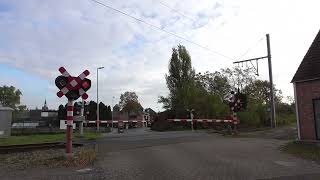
left=4, top=128, right=320, bottom=180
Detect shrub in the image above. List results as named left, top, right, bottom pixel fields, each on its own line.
left=151, top=119, right=170, bottom=131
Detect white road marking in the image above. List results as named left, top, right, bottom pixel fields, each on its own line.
left=274, top=161, right=297, bottom=167
left=76, top=168, right=92, bottom=173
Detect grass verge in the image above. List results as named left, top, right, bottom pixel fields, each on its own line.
left=0, top=132, right=101, bottom=146
left=0, top=147, right=96, bottom=170
left=282, top=141, right=320, bottom=162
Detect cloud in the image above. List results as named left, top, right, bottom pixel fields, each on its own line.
left=0, top=0, right=320, bottom=110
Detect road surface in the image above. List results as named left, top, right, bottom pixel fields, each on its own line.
left=3, top=128, right=320, bottom=180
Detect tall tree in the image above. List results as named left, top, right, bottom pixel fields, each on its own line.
left=159, top=45, right=195, bottom=113
left=99, top=102, right=109, bottom=120
left=221, top=67, right=256, bottom=91
left=0, top=85, right=22, bottom=109
left=107, top=105, right=112, bottom=119
left=87, top=101, right=97, bottom=120
left=119, top=91, right=143, bottom=115
left=243, top=80, right=282, bottom=105
left=195, top=71, right=231, bottom=101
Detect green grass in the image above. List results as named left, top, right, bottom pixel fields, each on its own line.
left=282, top=141, right=320, bottom=162
left=74, top=132, right=101, bottom=140
left=0, top=132, right=101, bottom=146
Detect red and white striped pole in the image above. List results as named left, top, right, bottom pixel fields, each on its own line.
left=66, top=99, right=74, bottom=157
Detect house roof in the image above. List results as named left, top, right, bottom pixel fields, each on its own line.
left=292, top=29, right=320, bottom=83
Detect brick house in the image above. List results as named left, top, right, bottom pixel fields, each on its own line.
left=292, top=29, right=320, bottom=141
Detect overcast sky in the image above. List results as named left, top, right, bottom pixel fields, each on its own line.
left=0, top=0, right=319, bottom=111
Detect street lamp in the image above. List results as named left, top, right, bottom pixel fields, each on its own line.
left=97, top=66, right=104, bottom=132
left=112, top=96, right=115, bottom=131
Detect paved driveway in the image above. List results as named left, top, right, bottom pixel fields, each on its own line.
left=3, top=128, right=320, bottom=180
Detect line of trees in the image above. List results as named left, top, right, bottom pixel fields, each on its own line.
left=58, top=101, right=112, bottom=120
left=57, top=91, right=143, bottom=120
left=158, top=45, right=295, bottom=127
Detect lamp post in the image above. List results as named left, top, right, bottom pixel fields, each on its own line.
left=97, top=66, right=104, bottom=132
left=112, top=96, right=115, bottom=131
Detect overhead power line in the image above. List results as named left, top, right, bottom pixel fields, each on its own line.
left=89, top=0, right=235, bottom=61
left=235, top=36, right=264, bottom=61
left=158, top=1, right=267, bottom=64
left=159, top=1, right=197, bottom=22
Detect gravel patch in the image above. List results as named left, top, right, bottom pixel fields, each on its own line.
left=0, top=147, right=96, bottom=171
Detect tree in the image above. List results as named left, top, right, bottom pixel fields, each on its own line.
left=0, top=85, right=22, bottom=109
left=58, top=104, right=67, bottom=120
left=17, top=105, right=27, bottom=111
left=195, top=71, right=231, bottom=101
left=119, top=91, right=143, bottom=115
left=221, top=67, right=256, bottom=91
left=87, top=101, right=97, bottom=120
left=99, top=102, right=109, bottom=120
left=107, top=105, right=112, bottom=119
left=159, top=45, right=195, bottom=114
left=243, top=80, right=282, bottom=105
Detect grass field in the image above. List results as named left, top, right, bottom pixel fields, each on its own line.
left=282, top=141, right=320, bottom=162
left=0, top=132, right=101, bottom=146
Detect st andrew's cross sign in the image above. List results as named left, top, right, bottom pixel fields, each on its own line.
left=55, top=67, right=91, bottom=100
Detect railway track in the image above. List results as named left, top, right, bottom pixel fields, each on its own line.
left=0, top=142, right=83, bottom=154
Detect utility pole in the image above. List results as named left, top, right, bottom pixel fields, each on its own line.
left=233, top=34, right=276, bottom=128
left=267, top=34, right=276, bottom=128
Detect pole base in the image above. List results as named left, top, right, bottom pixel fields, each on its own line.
left=64, top=153, right=74, bottom=159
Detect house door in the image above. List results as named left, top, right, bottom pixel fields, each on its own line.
left=313, top=99, right=320, bottom=140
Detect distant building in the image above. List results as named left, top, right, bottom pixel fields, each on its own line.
left=12, top=99, right=58, bottom=128
left=112, top=104, right=146, bottom=127
left=292, top=29, right=320, bottom=141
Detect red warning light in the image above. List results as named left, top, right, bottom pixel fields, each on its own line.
left=82, top=81, right=90, bottom=89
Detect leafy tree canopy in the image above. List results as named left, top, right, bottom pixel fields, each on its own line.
left=0, top=85, right=22, bottom=109
left=119, top=91, right=143, bottom=115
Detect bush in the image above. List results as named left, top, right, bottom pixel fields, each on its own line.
left=276, top=113, right=296, bottom=126
left=151, top=119, right=170, bottom=131
left=238, top=100, right=268, bottom=127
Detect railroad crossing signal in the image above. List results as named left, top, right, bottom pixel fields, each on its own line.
left=54, top=67, right=91, bottom=157
left=229, top=91, right=247, bottom=112
left=55, top=67, right=91, bottom=100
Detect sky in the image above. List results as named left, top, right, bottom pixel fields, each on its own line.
left=0, top=0, right=319, bottom=111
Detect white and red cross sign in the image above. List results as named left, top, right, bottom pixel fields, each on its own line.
left=55, top=67, right=91, bottom=100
